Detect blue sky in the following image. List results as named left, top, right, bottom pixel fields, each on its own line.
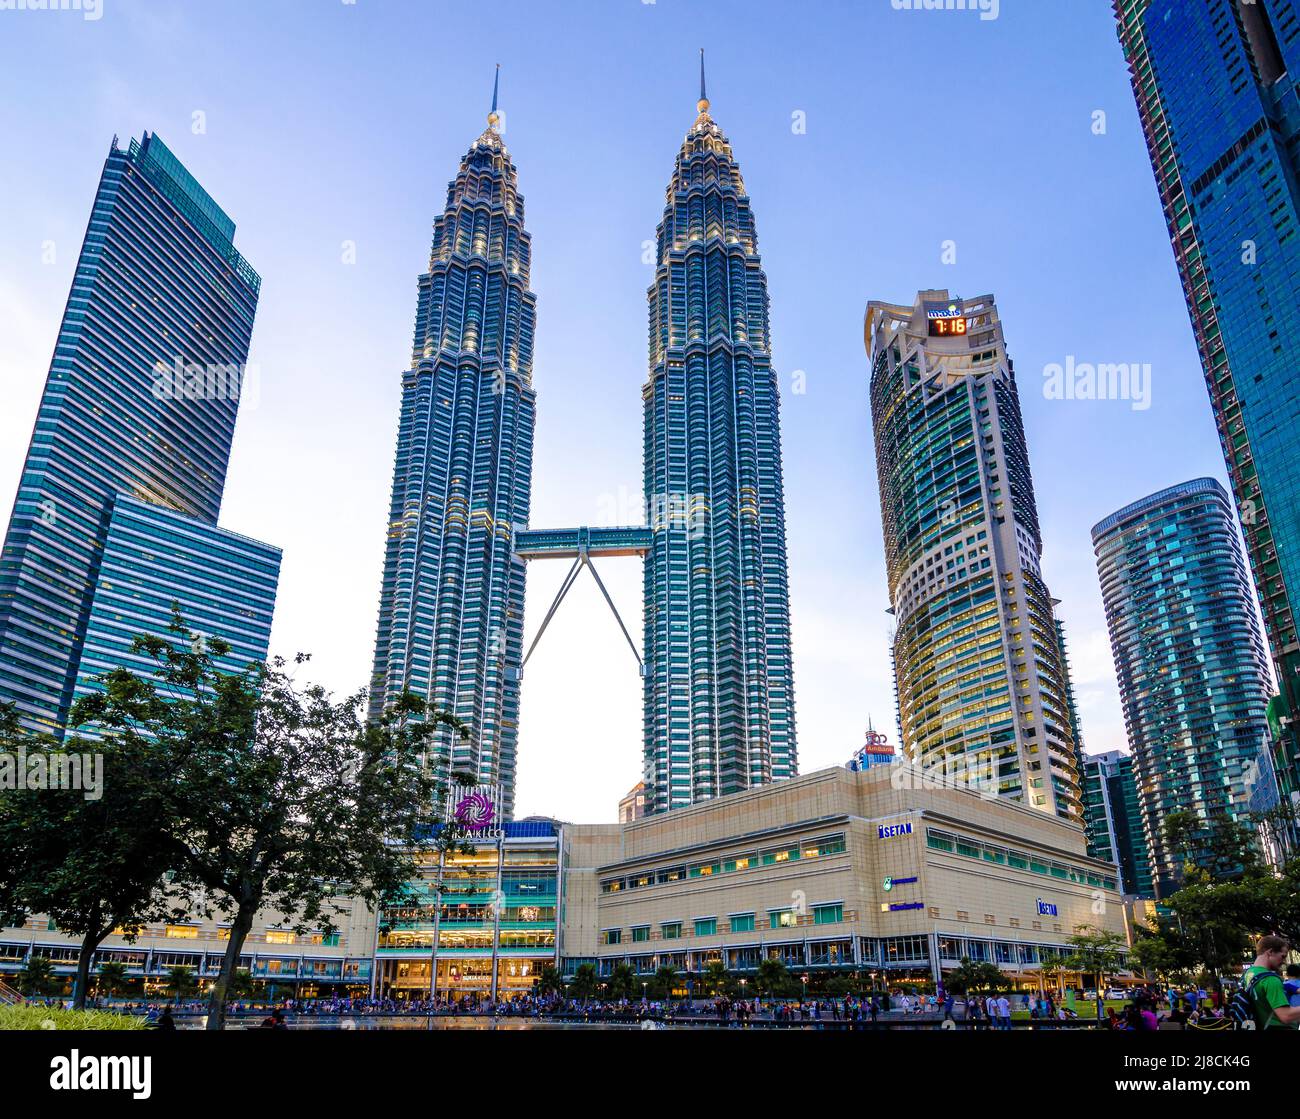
left=0, top=0, right=1238, bottom=822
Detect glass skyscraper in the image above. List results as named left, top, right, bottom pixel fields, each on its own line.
left=70, top=494, right=281, bottom=725
left=1092, top=477, right=1273, bottom=896
left=0, top=132, right=273, bottom=735
left=640, top=66, right=797, bottom=814
left=369, top=87, right=536, bottom=818
left=1115, top=0, right=1300, bottom=804
left=867, top=291, right=1081, bottom=821
left=1081, top=749, right=1155, bottom=898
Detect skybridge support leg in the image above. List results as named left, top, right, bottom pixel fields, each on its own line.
left=584, top=555, right=643, bottom=672
left=521, top=556, right=582, bottom=669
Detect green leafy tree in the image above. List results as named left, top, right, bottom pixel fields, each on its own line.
left=71, top=611, right=469, bottom=1030
left=1163, top=810, right=1259, bottom=887
left=1065, top=925, right=1127, bottom=1020
left=1127, top=922, right=1198, bottom=986
left=944, top=958, right=1007, bottom=999
left=0, top=703, right=185, bottom=1009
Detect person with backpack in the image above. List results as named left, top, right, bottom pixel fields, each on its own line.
left=1233, top=935, right=1300, bottom=1030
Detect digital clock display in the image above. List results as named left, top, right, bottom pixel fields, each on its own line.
left=928, top=314, right=968, bottom=337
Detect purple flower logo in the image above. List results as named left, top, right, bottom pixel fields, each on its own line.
left=453, top=791, right=495, bottom=832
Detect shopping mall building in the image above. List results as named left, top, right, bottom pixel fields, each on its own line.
left=0, top=764, right=1130, bottom=999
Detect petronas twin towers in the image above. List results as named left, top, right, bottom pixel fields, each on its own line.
left=369, top=61, right=796, bottom=818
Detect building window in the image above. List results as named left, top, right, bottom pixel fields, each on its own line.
left=165, top=925, right=199, bottom=939
left=812, top=903, right=843, bottom=925
left=631, top=926, right=650, bottom=943
left=661, top=922, right=682, bottom=940
left=601, top=929, right=621, bottom=946
left=729, top=913, right=755, bottom=933
left=694, top=918, right=717, bottom=937
left=769, top=909, right=796, bottom=929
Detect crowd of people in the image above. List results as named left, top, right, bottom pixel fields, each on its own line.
left=54, top=935, right=1300, bottom=1031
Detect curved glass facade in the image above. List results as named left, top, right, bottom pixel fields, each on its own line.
left=1091, top=477, right=1273, bottom=896
left=868, top=291, right=1080, bottom=821
left=641, top=90, right=796, bottom=814
left=368, top=113, right=536, bottom=818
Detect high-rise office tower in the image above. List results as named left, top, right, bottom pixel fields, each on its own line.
left=1116, top=0, right=1300, bottom=803
left=1092, top=477, right=1274, bottom=896
left=1081, top=749, right=1155, bottom=898
left=641, top=58, right=797, bottom=814
left=369, top=75, right=536, bottom=817
left=0, top=132, right=274, bottom=734
left=70, top=495, right=281, bottom=723
left=867, top=291, right=1081, bottom=821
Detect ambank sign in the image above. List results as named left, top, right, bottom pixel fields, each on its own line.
left=877, top=821, right=913, bottom=840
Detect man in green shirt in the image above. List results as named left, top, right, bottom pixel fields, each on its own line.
left=1243, top=935, right=1300, bottom=1030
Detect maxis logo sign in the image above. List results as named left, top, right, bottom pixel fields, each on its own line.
left=881, top=876, right=918, bottom=892
left=1037, top=898, right=1058, bottom=918
left=877, top=821, right=913, bottom=840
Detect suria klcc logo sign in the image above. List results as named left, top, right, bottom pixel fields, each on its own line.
left=453, top=791, right=496, bottom=832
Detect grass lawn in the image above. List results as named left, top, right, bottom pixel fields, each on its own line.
left=1009, top=999, right=1129, bottom=1021
left=0, top=1004, right=148, bottom=1030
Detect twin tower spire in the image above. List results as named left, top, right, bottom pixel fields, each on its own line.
left=371, top=52, right=795, bottom=819
left=486, top=49, right=710, bottom=127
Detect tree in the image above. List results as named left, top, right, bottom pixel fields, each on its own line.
left=535, top=963, right=562, bottom=998
left=1065, top=925, right=1127, bottom=1020
left=700, top=959, right=731, bottom=997
left=0, top=703, right=185, bottom=1009
left=755, top=957, right=791, bottom=1000
left=1127, top=922, right=1198, bottom=986
left=226, top=968, right=257, bottom=1001
left=18, top=954, right=56, bottom=997
left=163, top=964, right=198, bottom=1003
left=569, top=962, right=599, bottom=1003
left=944, top=958, right=1006, bottom=999
left=648, top=965, right=679, bottom=1001
left=607, top=962, right=636, bottom=1001
left=73, top=611, right=470, bottom=1029
left=1163, top=810, right=1259, bottom=886
left=94, top=961, right=130, bottom=1000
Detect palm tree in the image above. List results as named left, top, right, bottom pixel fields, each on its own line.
left=569, top=962, right=599, bottom=1003
left=18, top=954, right=56, bottom=997
left=226, top=968, right=256, bottom=1001
left=94, top=961, right=130, bottom=1000
left=701, top=959, right=731, bottom=997
left=649, top=965, right=679, bottom=1001
left=756, top=957, right=790, bottom=1001
left=535, top=963, right=562, bottom=998
left=164, top=964, right=198, bottom=1003
left=608, top=962, right=637, bottom=1001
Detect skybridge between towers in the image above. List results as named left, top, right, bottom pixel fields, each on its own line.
left=511, top=525, right=652, bottom=679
